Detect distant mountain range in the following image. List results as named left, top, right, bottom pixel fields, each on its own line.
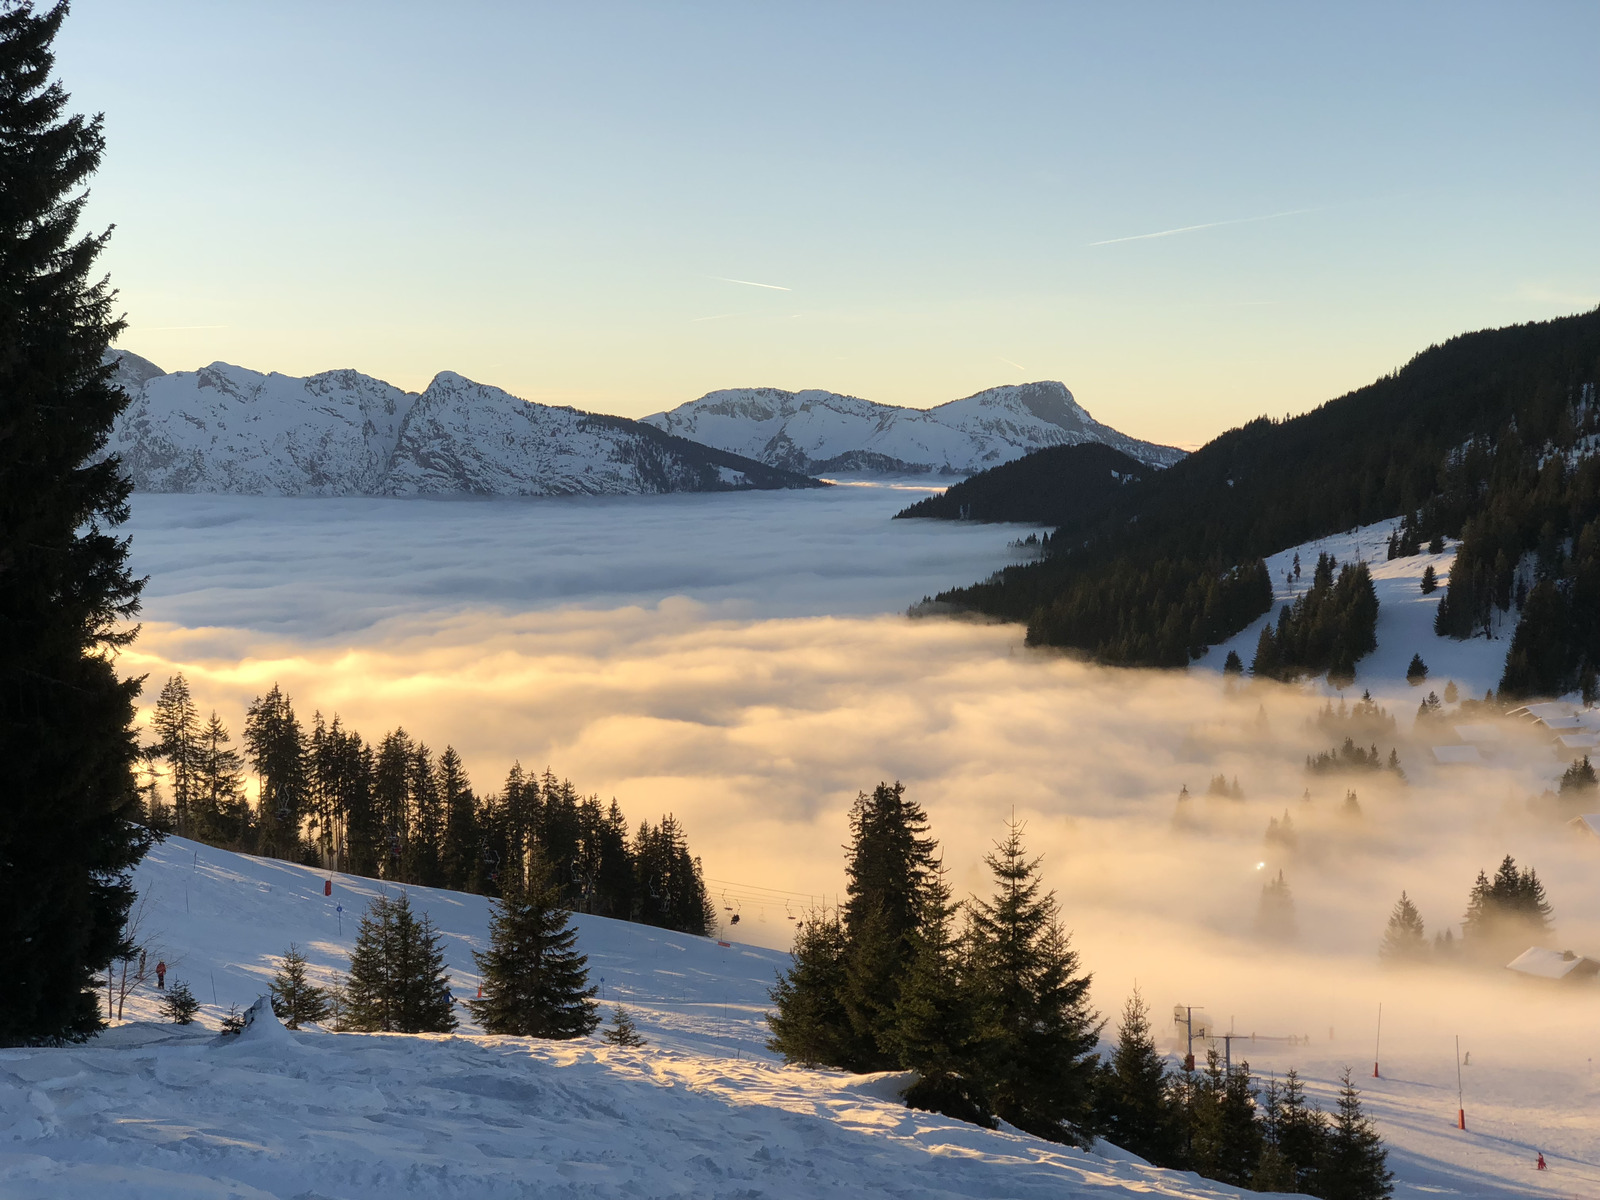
left=642, top=381, right=1184, bottom=476
left=104, top=353, right=819, bottom=497
left=103, top=354, right=1181, bottom=496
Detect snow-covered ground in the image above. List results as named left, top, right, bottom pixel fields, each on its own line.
left=6, top=837, right=1595, bottom=1199
left=1193, top=520, right=1511, bottom=704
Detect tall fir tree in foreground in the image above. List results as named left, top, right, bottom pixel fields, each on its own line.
left=468, top=854, right=599, bottom=1039
left=0, top=0, right=153, bottom=1046
left=965, top=818, right=1100, bottom=1144
left=344, top=892, right=457, bottom=1034
left=269, top=943, right=331, bottom=1029
left=840, top=781, right=939, bottom=1070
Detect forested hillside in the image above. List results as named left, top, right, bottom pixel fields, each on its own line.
left=893, top=442, right=1148, bottom=525
left=940, top=309, right=1600, bottom=685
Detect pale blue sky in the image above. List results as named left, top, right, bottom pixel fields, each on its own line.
left=62, top=2, right=1599, bottom=445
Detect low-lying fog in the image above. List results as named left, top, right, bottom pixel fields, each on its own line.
left=122, top=485, right=1600, bottom=1090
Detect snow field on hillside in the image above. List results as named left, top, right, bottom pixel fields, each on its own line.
left=3, top=838, right=1265, bottom=1200
left=1193, top=520, right=1508, bottom=706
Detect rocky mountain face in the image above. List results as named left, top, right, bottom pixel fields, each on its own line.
left=104, top=353, right=820, bottom=496
left=641, top=380, right=1185, bottom=475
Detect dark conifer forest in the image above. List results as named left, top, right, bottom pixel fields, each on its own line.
left=142, top=674, right=718, bottom=937
left=931, top=310, right=1600, bottom=689
left=895, top=442, right=1149, bottom=526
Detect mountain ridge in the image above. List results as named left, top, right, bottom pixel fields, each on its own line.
left=642, top=379, right=1184, bottom=475
left=104, top=355, right=822, bottom=497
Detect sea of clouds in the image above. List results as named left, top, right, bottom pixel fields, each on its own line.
left=120, top=484, right=1600, bottom=1085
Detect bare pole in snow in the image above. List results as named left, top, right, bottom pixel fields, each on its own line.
left=1455, top=1035, right=1466, bottom=1130
left=1373, top=1002, right=1382, bottom=1078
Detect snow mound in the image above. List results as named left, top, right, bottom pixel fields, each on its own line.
left=230, top=995, right=293, bottom=1046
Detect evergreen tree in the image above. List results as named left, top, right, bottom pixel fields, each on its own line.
left=344, top=892, right=457, bottom=1034
left=1316, top=1068, right=1394, bottom=1200
left=1378, top=892, right=1428, bottom=963
left=1094, top=985, right=1176, bottom=1163
left=1252, top=1075, right=1297, bottom=1192
left=1560, top=755, right=1598, bottom=795
left=1420, top=565, right=1437, bottom=594
left=437, top=745, right=477, bottom=891
left=767, top=910, right=854, bottom=1067
left=1462, top=855, right=1554, bottom=955
left=1256, top=870, right=1297, bottom=942
left=0, top=0, right=154, bottom=1047
left=161, top=980, right=200, bottom=1025
left=1269, top=1069, right=1331, bottom=1194
left=889, top=862, right=990, bottom=1127
left=1222, top=649, right=1244, bottom=675
left=269, top=942, right=331, bottom=1029
left=1405, top=654, right=1428, bottom=685
left=840, top=781, right=939, bottom=1070
left=194, top=711, right=248, bottom=846
left=966, top=818, right=1100, bottom=1144
left=468, top=855, right=599, bottom=1039
left=243, top=684, right=307, bottom=859
left=151, top=674, right=200, bottom=835
left=601, top=1004, right=646, bottom=1047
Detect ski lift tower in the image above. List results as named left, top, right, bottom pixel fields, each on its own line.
left=1174, top=1005, right=1210, bottom=1071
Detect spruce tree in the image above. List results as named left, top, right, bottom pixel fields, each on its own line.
left=243, top=684, right=307, bottom=860
left=966, top=818, right=1100, bottom=1144
left=1316, top=1068, right=1394, bottom=1200
left=468, top=856, right=598, bottom=1039
left=601, top=1004, right=646, bottom=1047
left=161, top=980, right=200, bottom=1025
left=841, top=781, right=939, bottom=1070
left=0, top=0, right=154, bottom=1047
left=767, top=909, right=853, bottom=1067
left=151, top=674, right=200, bottom=835
left=344, top=892, right=457, bottom=1034
left=1094, top=985, right=1176, bottom=1164
left=889, top=863, right=990, bottom=1127
left=269, top=942, right=331, bottom=1029
left=194, top=710, right=248, bottom=846
left=1378, top=892, right=1428, bottom=963
left=1275, top=1069, right=1330, bottom=1194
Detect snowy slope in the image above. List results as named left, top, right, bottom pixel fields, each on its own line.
left=1193, top=520, right=1511, bottom=705
left=7, top=837, right=1594, bottom=1199
left=642, top=380, right=1185, bottom=476
left=104, top=352, right=819, bottom=497
left=0, top=839, right=1263, bottom=1200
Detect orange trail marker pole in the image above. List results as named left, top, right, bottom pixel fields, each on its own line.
left=1373, top=1002, right=1382, bottom=1078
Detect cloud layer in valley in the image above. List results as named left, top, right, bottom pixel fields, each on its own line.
left=121, top=487, right=1600, bottom=1095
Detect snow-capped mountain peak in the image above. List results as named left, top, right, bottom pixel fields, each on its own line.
left=643, top=380, right=1183, bottom=476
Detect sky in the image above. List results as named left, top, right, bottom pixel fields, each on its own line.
left=60, top=1, right=1600, bottom=447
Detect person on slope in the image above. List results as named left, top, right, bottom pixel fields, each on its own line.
left=155, top=960, right=166, bottom=990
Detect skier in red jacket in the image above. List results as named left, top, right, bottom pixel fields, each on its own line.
left=155, top=960, right=166, bottom=989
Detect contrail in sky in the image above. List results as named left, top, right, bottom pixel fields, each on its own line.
left=1088, top=207, right=1317, bottom=246
left=709, top=276, right=791, bottom=291
left=997, top=357, right=1026, bottom=372
left=691, top=313, right=740, bottom=323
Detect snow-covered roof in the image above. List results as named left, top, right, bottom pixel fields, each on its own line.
left=1511, top=702, right=1576, bottom=722
left=1505, top=947, right=1600, bottom=981
left=1557, top=733, right=1600, bottom=750
left=1570, top=815, right=1600, bottom=840
left=1432, top=745, right=1483, bottom=765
